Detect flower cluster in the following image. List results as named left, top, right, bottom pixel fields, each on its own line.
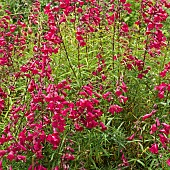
left=0, top=0, right=170, bottom=169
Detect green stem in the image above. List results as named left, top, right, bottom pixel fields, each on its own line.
left=57, top=23, right=77, bottom=79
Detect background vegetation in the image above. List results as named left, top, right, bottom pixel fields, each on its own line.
left=0, top=0, right=170, bottom=169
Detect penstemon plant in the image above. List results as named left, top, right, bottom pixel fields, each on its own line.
left=0, top=0, right=170, bottom=169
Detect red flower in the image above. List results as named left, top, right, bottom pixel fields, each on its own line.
left=142, top=113, right=153, bottom=121
left=162, top=123, right=170, bottom=132
left=102, top=92, right=112, bottom=99
left=17, top=155, right=26, bottom=162
left=119, top=95, right=128, bottom=104
left=115, top=88, right=122, bottom=97
left=150, top=124, right=157, bottom=134
left=142, top=110, right=157, bottom=121
left=10, top=24, right=16, bottom=32
left=0, top=150, right=7, bottom=157
left=158, top=91, right=164, bottom=99
left=62, top=153, right=75, bottom=161
left=109, top=104, right=123, bottom=115
left=121, top=82, right=128, bottom=93
left=53, top=166, right=59, bottom=170
left=149, top=143, right=158, bottom=154
left=127, top=134, right=135, bottom=141
left=0, top=98, right=5, bottom=113
left=100, top=122, right=107, bottom=131
left=156, top=117, right=160, bottom=126
left=121, top=22, right=129, bottom=32
left=121, top=152, right=129, bottom=166
left=101, top=74, right=107, bottom=81
left=120, top=0, right=126, bottom=3
left=74, top=122, right=84, bottom=131
left=159, top=134, right=167, bottom=148
left=0, top=160, right=2, bottom=169
left=7, top=151, right=15, bottom=161
left=166, top=159, right=170, bottom=166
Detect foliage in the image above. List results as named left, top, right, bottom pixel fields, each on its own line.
left=0, top=0, right=170, bottom=169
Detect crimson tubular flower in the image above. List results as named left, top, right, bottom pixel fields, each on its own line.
left=109, top=104, right=123, bottom=115
left=149, top=143, right=159, bottom=154
left=142, top=109, right=157, bottom=121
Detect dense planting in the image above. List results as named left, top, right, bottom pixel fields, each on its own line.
left=0, top=0, right=170, bottom=169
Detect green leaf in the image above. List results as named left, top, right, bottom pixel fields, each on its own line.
left=137, top=159, right=145, bottom=167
